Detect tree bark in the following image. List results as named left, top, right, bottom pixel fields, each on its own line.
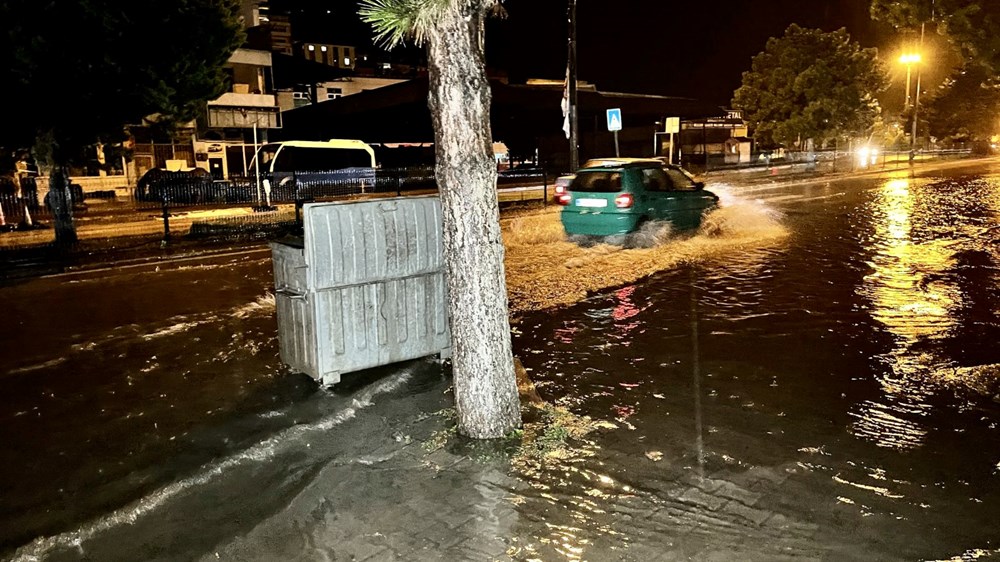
left=426, top=1, right=521, bottom=439
left=48, top=163, right=77, bottom=246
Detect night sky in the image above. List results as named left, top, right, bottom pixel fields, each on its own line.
left=488, top=0, right=891, bottom=104
left=286, top=1, right=927, bottom=107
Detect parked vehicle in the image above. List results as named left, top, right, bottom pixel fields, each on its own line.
left=498, top=163, right=543, bottom=177
left=248, top=139, right=377, bottom=202
left=556, top=158, right=718, bottom=239
left=135, top=168, right=227, bottom=204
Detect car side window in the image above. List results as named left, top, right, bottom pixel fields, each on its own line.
left=664, top=168, right=697, bottom=191
left=641, top=168, right=670, bottom=192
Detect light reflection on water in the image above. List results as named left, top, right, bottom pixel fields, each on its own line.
left=851, top=176, right=1000, bottom=450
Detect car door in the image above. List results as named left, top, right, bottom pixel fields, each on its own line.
left=638, top=167, right=673, bottom=221
left=664, top=166, right=714, bottom=229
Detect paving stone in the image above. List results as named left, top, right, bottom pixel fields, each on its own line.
left=417, top=520, right=472, bottom=550
left=720, top=499, right=774, bottom=527
left=677, top=487, right=729, bottom=512
left=321, top=538, right=390, bottom=562
left=671, top=535, right=712, bottom=560
left=647, top=549, right=691, bottom=562
left=442, top=540, right=512, bottom=562
left=428, top=506, right=478, bottom=529
left=697, top=549, right=745, bottom=562
left=762, top=512, right=819, bottom=535
left=691, top=477, right=725, bottom=494
left=356, top=546, right=393, bottom=562
left=479, top=467, right=517, bottom=489
left=746, top=466, right=792, bottom=487
left=713, top=481, right=763, bottom=506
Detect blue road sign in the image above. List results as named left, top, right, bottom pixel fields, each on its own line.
left=607, top=108, right=622, bottom=132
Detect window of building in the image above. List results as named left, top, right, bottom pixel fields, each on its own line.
left=344, top=57, right=351, bottom=66
left=307, top=44, right=315, bottom=51
left=321, top=45, right=328, bottom=52
left=326, top=88, right=343, bottom=100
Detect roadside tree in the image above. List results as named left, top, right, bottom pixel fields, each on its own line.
left=733, top=25, right=888, bottom=149
left=926, top=65, right=1000, bottom=142
left=359, top=0, right=521, bottom=439
left=0, top=0, right=244, bottom=244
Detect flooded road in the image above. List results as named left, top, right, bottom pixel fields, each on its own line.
left=3, top=161, right=1000, bottom=560
left=510, top=165, right=1000, bottom=559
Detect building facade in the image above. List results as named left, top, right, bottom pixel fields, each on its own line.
left=300, top=43, right=356, bottom=71
left=195, top=48, right=281, bottom=178
left=677, top=109, right=751, bottom=167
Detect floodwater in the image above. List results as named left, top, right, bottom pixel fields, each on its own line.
left=509, top=167, right=1000, bottom=560
left=3, top=162, right=1000, bottom=560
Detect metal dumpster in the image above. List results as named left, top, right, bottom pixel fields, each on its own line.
left=271, top=195, right=451, bottom=386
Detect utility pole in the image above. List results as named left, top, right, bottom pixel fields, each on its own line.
left=912, top=21, right=926, bottom=150
left=903, top=60, right=913, bottom=109
left=568, top=0, right=579, bottom=171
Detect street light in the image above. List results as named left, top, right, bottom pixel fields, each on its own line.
left=899, top=53, right=921, bottom=109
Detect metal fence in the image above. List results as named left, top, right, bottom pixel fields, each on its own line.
left=0, top=167, right=550, bottom=273
left=695, top=147, right=974, bottom=174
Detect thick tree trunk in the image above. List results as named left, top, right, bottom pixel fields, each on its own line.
left=426, top=2, right=521, bottom=439
left=48, top=164, right=77, bottom=246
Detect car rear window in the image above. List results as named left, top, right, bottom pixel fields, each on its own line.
left=570, top=171, right=622, bottom=193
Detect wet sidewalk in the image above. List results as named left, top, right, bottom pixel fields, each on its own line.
left=202, top=400, right=835, bottom=562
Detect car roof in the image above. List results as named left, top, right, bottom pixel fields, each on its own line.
left=582, top=157, right=662, bottom=169
left=580, top=158, right=664, bottom=170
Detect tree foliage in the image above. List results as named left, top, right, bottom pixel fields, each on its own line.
left=733, top=25, right=888, bottom=149
left=871, top=0, right=1000, bottom=75
left=358, top=0, right=451, bottom=49
left=926, top=65, right=1000, bottom=141
left=0, top=0, right=245, bottom=156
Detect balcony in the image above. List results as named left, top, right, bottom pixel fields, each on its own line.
left=208, top=91, right=278, bottom=109
left=206, top=104, right=280, bottom=129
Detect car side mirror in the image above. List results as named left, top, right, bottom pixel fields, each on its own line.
left=694, top=181, right=705, bottom=190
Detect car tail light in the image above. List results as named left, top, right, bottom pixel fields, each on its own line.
left=556, top=193, right=572, bottom=206
left=614, top=193, right=634, bottom=208
left=554, top=184, right=567, bottom=195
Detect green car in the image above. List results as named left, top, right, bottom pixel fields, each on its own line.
left=556, top=158, right=718, bottom=238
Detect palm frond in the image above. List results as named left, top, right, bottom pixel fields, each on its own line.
left=358, top=0, right=450, bottom=49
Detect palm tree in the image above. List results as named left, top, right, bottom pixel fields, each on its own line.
left=360, top=0, right=521, bottom=439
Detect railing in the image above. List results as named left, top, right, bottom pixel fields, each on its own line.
left=0, top=167, right=550, bottom=267
left=695, top=148, right=975, bottom=175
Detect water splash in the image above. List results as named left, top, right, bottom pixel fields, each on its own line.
left=699, top=195, right=786, bottom=238
left=624, top=220, right=674, bottom=249
left=232, top=292, right=276, bottom=320
left=503, top=211, right=566, bottom=247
